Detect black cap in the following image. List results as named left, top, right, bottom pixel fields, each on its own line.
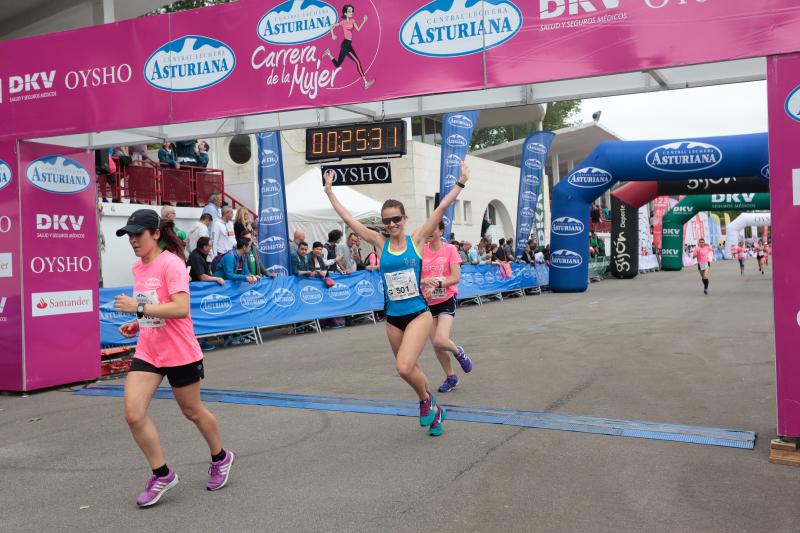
left=116, top=209, right=160, bottom=237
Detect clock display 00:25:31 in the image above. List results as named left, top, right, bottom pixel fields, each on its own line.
left=306, top=121, right=406, bottom=161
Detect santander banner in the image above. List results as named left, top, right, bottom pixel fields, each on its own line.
left=3, top=0, right=800, bottom=141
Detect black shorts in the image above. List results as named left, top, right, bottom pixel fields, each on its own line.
left=429, top=297, right=456, bottom=318
left=129, top=358, right=205, bottom=388
left=738, top=259, right=745, bottom=267
left=386, top=308, right=430, bottom=332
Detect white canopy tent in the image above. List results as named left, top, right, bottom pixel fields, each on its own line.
left=724, top=212, right=771, bottom=258
left=285, top=168, right=383, bottom=245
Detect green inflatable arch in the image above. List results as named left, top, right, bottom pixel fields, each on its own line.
left=661, top=193, right=770, bottom=271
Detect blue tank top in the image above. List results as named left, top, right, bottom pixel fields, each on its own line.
left=381, top=235, right=427, bottom=316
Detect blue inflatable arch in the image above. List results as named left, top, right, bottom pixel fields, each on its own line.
left=548, top=133, right=769, bottom=293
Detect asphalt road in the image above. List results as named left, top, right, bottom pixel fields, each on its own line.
left=2, top=260, right=796, bottom=532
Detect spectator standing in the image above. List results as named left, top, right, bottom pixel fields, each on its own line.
left=161, top=206, right=187, bottom=242
left=158, top=142, right=179, bottom=169
left=187, top=213, right=213, bottom=254
left=188, top=237, right=224, bottom=286
left=291, top=242, right=315, bottom=276
left=242, top=229, right=276, bottom=279
left=534, top=247, right=545, bottom=264
left=130, top=144, right=158, bottom=167
left=465, top=242, right=479, bottom=264
left=210, top=207, right=235, bottom=266
left=503, top=238, right=514, bottom=261
left=196, top=141, right=210, bottom=168
left=494, top=239, right=508, bottom=262
left=203, top=194, right=223, bottom=220
left=289, top=229, right=306, bottom=257
left=175, top=140, right=199, bottom=166
left=324, top=229, right=344, bottom=271
left=310, top=242, right=335, bottom=287
left=519, top=245, right=534, bottom=264
left=233, top=208, right=252, bottom=241
left=337, top=233, right=359, bottom=274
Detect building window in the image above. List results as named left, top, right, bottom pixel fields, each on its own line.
left=411, top=116, right=424, bottom=143
left=228, top=135, right=252, bottom=165
left=426, top=196, right=435, bottom=218
left=463, top=201, right=472, bottom=225
left=453, top=200, right=462, bottom=224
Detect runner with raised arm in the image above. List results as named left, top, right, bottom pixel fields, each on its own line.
left=323, top=164, right=471, bottom=436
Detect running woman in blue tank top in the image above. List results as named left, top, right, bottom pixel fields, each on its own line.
left=324, top=164, right=471, bottom=436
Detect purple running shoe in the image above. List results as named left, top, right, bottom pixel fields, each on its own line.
left=137, top=470, right=178, bottom=507
left=207, top=450, right=236, bottom=491
left=438, top=375, right=459, bottom=393
left=455, top=346, right=473, bottom=373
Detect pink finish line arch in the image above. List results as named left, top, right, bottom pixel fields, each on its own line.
left=0, top=0, right=798, bottom=435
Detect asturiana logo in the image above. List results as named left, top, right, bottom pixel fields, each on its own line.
left=240, top=290, right=268, bottom=310
left=761, top=164, right=770, bottom=180
left=526, top=142, right=547, bottom=155
left=524, top=158, right=543, bottom=170
left=473, top=272, right=485, bottom=285
left=550, top=249, right=583, bottom=269
left=26, top=156, right=91, bottom=194
left=200, top=294, right=232, bottom=315
left=266, top=265, right=289, bottom=278
left=786, top=84, right=800, bottom=124
left=145, top=36, right=236, bottom=92
left=0, top=160, right=12, bottom=192
left=259, top=236, right=286, bottom=255
left=446, top=154, right=462, bottom=167
left=518, top=222, right=532, bottom=235
left=646, top=141, right=723, bottom=173
left=261, top=178, right=282, bottom=197
left=355, top=280, right=375, bottom=297
left=261, top=149, right=279, bottom=167
left=260, top=207, right=284, bottom=226
left=523, top=174, right=540, bottom=186
left=443, top=174, right=458, bottom=188
left=257, top=0, right=338, bottom=45
left=520, top=206, right=535, bottom=218
left=551, top=216, right=584, bottom=236
left=461, top=272, right=474, bottom=285
left=567, top=167, right=613, bottom=189
left=328, top=283, right=351, bottom=301
left=521, top=190, right=538, bottom=204
left=484, top=271, right=496, bottom=284
left=447, top=114, right=474, bottom=129
left=272, top=288, right=296, bottom=308
left=400, top=0, right=523, bottom=58
left=300, top=285, right=324, bottom=304
left=446, top=134, right=468, bottom=148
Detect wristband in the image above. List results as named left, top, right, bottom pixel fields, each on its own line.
left=438, top=280, right=443, bottom=289
left=136, top=303, right=146, bottom=319
left=456, top=181, right=466, bottom=188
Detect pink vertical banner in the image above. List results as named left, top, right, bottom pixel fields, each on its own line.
left=0, top=141, right=22, bottom=390
left=18, top=141, right=99, bottom=390
left=652, top=196, right=670, bottom=248
left=768, top=53, right=800, bottom=436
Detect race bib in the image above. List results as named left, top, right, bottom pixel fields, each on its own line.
left=699, top=262, right=708, bottom=270
left=385, top=269, right=420, bottom=301
left=135, top=290, right=165, bottom=329
left=431, top=287, right=447, bottom=300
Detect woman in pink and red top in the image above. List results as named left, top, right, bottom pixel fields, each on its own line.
left=693, top=238, right=713, bottom=295
left=421, top=221, right=473, bottom=393
left=733, top=241, right=747, bottom=276
left=114, top=209, right=234, bottom=508
left=755, top=239, right=768, bottom=275
left=323, top=4, right=374, bottom=89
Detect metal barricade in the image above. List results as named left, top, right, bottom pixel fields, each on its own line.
left=125, top=164, right=160, bottom=204
left=195, top=169, right=224, bottom=207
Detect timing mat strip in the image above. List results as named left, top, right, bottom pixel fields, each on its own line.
left=75, top=385, right=756, bottom=450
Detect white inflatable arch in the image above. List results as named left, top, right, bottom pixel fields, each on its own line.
left=724, top=212, right=771, bottom=258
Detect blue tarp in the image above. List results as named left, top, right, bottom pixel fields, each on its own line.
left=99, top=264, right=548, bottom=346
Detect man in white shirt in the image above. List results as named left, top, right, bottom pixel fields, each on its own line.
left=203, top=193, right=223, bottom=220
left=188, top=213, right=213, bottom=253
left=534, top=249, right=545, bottom=264
left=210, top=206, right=235, bottom=260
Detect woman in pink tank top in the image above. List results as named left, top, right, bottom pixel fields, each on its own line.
left=734, top=241, right=747, bottom=276
left=693, top=238, right=713, bottom=295
left=323, top=4, right=375, bottom=89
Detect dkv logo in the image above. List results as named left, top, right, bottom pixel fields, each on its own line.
left=646, top=142, right=723, bottom=173
left=258, top=0, right=338, bottom=45
left=145, top=36, right=236, bottom=92
left=26, top=156, right=91, bottom=194
left=672, top=205, right=694, bottom=214
left=400, top=0, right=523, bottom=57
left=551, top=217, right=584, bottom=236
left=0, top=160, right=12, bottom=192
left=200, top=294, right=232, bottom=315
left=567, top=167, right=613, bottom=189
left=550, top=249, right=583, bottom=269
left=663, top=227, right=682, bottom=237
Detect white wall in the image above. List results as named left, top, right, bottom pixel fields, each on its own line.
left=99, top=203, right=201, bottom=288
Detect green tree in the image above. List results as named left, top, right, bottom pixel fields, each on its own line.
left=469, top=100, right=582, bottom=151
left=150, top=0, right=233, bottom=15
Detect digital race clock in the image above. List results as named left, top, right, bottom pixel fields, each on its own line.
left=305, top=120, right=407, bottom=162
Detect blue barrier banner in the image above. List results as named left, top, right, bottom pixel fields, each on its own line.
left=99, top=271, right=384, bottom=346
left=534, top=263, right=550, bottom=287
left=457, top=264, right=538, bottom=300
left=256, top=132, right=291, bottom=276
left=515, top=132, right=555, bottom=259
left=439, top=111, right=480, bottom=241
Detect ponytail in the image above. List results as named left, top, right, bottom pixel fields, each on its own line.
left=158, top=220, right=185, bottom=257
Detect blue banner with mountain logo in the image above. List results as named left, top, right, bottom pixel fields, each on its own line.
left=439, top=111, right=480, bottom=241
left=257, top=132, right=291, bottom=276
left=515, top=131, right=555, bottom=258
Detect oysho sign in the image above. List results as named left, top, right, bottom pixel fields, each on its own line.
left=322, top=162, right=392, bottom=186
left=257, top=0, right=338, bottom=45
left=26, top=156, right=91, bottom=194
left=145, top=36, right=236, bottom=92
left=401, top=0, right=523, bottom=57
left=646, top=141, right=723, bottom=173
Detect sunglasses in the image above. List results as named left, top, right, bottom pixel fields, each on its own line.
left=382, top=215, right=404, bottom=226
